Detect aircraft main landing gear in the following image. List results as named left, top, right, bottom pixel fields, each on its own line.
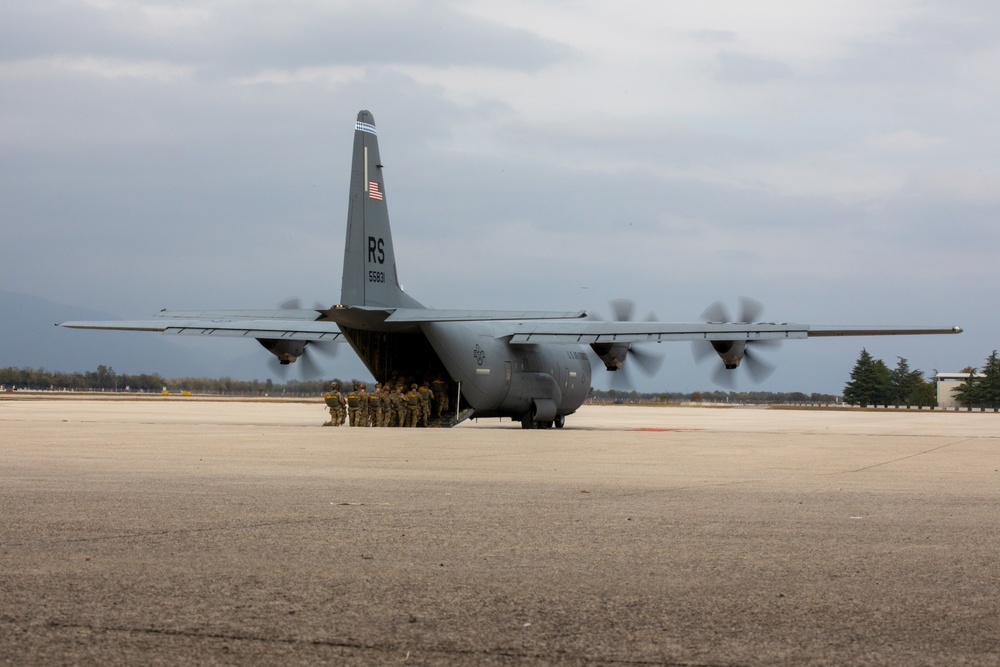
left=520, top=415, right=557, bottom=429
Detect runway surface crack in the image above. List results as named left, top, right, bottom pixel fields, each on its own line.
left=836, top=438, right=974, bottom=474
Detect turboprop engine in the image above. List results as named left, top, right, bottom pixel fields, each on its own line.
left=257, top=337, right=335, bottom=379
left=257, top=338, right=306, bottom=365
left=587, top=299, right=665, bottom=388
left=707, top=339, right=748, bottom=370
left=255, top=297, right=337, bottom=378
left=590, top=341, right=630, bottom=371
left=693, top=297, right=780, bottom=386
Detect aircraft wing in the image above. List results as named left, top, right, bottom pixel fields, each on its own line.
left=59, top=309, right=343, bottom=341
left=502, top=320, right=963, bottom=344
left=59, top=306, right=588, bottom=339
left=60, top=306, right=961, bottom=344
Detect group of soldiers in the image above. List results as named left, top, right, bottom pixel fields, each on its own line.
left=323, top=377, right=450, bottom=428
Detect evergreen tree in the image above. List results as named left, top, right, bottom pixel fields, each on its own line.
left=889, top=357, right=925, bottom=406
left=871, top=359, right=893, bottom=406
left=907, top=379, right=937, bottom=407
left=844, top=348, right=892, bottom=406
left=978, top=350, right=1000, bottom=411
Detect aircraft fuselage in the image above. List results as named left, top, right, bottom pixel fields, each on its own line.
left=422, top=321, right=591, bottom=424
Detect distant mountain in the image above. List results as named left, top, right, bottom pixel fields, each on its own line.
left=0, top=289, right=370, bottom=382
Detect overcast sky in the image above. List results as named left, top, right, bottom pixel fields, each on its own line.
left=2, top=1, right=996, bottom=392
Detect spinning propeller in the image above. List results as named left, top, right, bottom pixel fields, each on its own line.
left=692, top=297, right=779, bottom=387
left=590, top=298, right=665, bottom=389
left=260, top=298, right=337, bottom=380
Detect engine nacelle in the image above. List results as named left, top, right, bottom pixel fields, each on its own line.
left=590, top=342, right=630, bottom=371
left=257, top=338, right=306, bottom=365
left=710, top=340, right=746, bottom=369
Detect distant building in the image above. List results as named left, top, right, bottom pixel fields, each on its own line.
left=934, top=372, right=984, bottom=408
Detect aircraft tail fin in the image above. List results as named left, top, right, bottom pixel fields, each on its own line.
left=340, top=110, right=422, bottom=310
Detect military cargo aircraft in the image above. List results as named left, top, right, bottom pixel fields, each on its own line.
left=60, top=110, right=962, bottom=428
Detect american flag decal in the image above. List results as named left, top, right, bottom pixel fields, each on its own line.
left=368, top=180, right=383, bottom=201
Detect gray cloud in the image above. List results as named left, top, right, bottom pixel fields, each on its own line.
left=825, top=6, right=1000, bottom=87
left=0, top=2, right=570, bottom=75
left=712, top=51, right=794, bottom=83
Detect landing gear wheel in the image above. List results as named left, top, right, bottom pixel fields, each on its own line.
left=520, top=407, right=540, bottom=429
left=554, top=415, right=565, bottom=429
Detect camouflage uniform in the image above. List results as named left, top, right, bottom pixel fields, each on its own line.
left=381, top=385, right=394, bottom=427
left=323, top=382, right=346, bottom=426
left=357, top=384, right=370, bottom=427
left=431, top=377, right=449, bottom=418
left=346, top=385, right=363, bottom=427
left=405, top=384, right=421, bottom=427
left=368, top=384, right=383, bottom=427
left=392, top=384, right=407, bottom=427
left=417, top=383, right=434, bottom=427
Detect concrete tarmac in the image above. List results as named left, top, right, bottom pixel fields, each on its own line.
left=2, top=397, right=998, bottom=665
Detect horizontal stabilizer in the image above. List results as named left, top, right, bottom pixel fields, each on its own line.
left=149, top=308, right=323, bottom=321
left=385, top=308, right=587, bottom=323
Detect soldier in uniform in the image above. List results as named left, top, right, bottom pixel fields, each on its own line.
left=392, top=383, right=407, bottom=427
left=417, top=382, right=434, bottom=427
left=405, top=383, right=421, bottom=427
left=357, top=383, right=370, bottom=427
left=346, top=383, right=362, bottom=427
left=368, top=383, right=383, bottom=427
left=383, top=383, right=395, bottom=427
left=323, top=381, right=346, bottom=427
left=381, top=384, right=394, bottom=427
left=430, top=376, right=449, bottom=418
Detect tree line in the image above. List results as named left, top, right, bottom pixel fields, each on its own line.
left=5, top=365, right=841, bottom=404
left=4, top=364, right=842, bottom=404
left=0, top=365, right=360, bottom=397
